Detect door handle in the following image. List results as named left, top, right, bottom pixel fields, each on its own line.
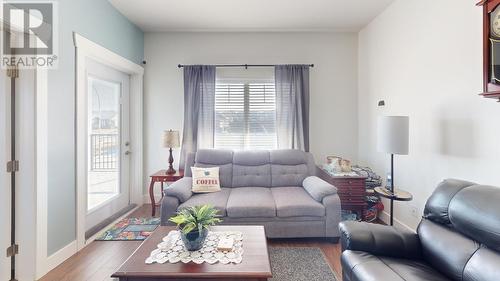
left=124, top=151, right=131, bottom=155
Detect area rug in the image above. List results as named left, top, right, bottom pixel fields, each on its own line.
left=269, top=247, right=337, bottom=281
left=96, top=217, right=160, bottom=241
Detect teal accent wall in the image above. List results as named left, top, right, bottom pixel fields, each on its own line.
left=47, top=0, right=143, bottom=255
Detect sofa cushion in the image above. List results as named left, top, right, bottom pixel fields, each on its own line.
left=226, top=187, right=276, bottom=218
left=270, top=149, right=309, bottom=187
left=232, top=164, right=271, bottom=187
left=195, top=149, right=234, bottom=164
left=195, top=149, right=233, bottom=187
left=272, top=187, right=325, bottom=217
left=448, top=185, right=500, bottom=252
left=191, top=167, right=221, bottom=193
left=164, top=177, right=193, bottom=203
left=342, top=250, right=450, bottom=281
left=423, top=179, right=475, bottom=225
left=178, top=188, right=231, bottom=216
left=233, top=150, right=270, bottom=165
left=270, top=149, right=308, bottom=165
left=418, top=219, right=479, bottom=281
left=271, top=164, right=309, bottom=187
left=232, top=151, right=272, bottom=187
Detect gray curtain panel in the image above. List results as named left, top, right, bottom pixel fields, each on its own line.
left=179, top=65, right=216, bottom=169
left=275, top=65, right=310, bottom=151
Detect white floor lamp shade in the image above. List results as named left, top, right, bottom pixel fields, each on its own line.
left=377, top=116, right=409, bottom=226
left=377, top=116, right=409, bottom=155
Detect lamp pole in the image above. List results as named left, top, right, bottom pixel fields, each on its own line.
left=167, top=147, right=176, bottom=175
left=390, top=153, right=394, bottom=226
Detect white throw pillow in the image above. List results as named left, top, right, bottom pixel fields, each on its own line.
left=191, top=167, right=221, bottom=193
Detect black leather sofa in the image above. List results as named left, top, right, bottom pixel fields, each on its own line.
left=339, top=179, right=500, bottom=281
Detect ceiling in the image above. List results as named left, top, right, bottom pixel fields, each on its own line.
left=109, top=0, right=395, bottom=32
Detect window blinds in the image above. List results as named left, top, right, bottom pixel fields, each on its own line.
left=214, top=81, right=277, bottom=150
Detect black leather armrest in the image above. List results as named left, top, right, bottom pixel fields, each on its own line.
left=339, top=221, right=422, bottom=259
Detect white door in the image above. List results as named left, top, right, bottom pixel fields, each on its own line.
left=85, top=59, right=131, bottom=234
left=0, top=69, right=12, bottom=281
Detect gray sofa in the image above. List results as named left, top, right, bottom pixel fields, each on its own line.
left=160, top=149, right=341, bottom=240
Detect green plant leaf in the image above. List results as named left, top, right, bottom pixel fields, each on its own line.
left=182, top=222, right=196, bottom=234
left=168, top=204, right=222, bottom=234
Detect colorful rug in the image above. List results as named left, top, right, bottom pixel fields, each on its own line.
left=96, top=217, right=160, bottom=241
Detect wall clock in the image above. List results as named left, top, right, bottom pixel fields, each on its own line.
left=478, top=0, right=500, bottom=100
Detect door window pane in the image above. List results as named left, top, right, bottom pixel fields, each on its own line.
left=87, top=77, right=121, bottom=211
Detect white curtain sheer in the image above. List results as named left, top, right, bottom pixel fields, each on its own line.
left=179, top=65, right=216, bottom=169
left=275, top=65, right=310, bottom=151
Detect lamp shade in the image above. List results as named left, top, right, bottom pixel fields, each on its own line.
left=162, top=130, right=180, bottom=148
left=377, top=116, right=409, bottom=155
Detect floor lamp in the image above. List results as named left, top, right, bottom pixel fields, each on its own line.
left=377, top=116, right=409, bottom=226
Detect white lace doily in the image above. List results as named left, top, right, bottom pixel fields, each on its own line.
left=145, top=230, right=244, bottom=265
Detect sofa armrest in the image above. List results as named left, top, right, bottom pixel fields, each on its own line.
left=164, top=177, right=193, bottom=203
left=303, top=176, right=337, bottom=202
left=323, top=194, right=342, bottom=238
left=160, top=196, right=180, bottom=225
left=339, top=221, right=422, bottom=259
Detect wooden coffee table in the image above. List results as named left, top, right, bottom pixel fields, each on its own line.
left=112, top=225, right=272, bottom=281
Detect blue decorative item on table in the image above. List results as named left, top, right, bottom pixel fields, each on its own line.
left=180, top=228, right=209, bottom=251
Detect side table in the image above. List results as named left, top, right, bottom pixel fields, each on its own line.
left=149, top=170, right=184, bottom=216
left=374, top=186, right=413, bottom=226
left=317, top=167, right=368, bottom=221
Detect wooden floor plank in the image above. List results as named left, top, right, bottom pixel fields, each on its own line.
left=40, top=205, right=344, bottom=281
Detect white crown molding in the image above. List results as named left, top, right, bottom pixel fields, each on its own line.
left=144, top=28, right=359, bottom=34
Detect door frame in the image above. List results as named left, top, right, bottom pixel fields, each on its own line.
left=0, top=64, right=11, bottom=281
left=1, top=22, right=50, bottom=280
left=74, top=33, right=144, bottom=250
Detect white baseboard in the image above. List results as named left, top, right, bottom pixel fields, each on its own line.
left=378, top=211, right=415, bottom=232
left=44, top=240, right=77, bottom=276
left=38, top=204, right=142, bottom=279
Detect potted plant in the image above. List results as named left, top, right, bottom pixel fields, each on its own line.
left=169, top=205, right=222, bottom=251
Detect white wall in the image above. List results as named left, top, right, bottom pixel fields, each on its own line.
left=144, top=32, right=359, bottom=192
left=358, top=0, right=500, bottom=229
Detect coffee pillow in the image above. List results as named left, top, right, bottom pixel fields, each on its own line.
left=191, top=167, right=221, bottom=193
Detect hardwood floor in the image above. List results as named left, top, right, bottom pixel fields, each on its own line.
left=40, top=204, right=344, bottom=281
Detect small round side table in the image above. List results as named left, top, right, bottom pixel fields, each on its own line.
left=374, top=186, right=413, bottom=226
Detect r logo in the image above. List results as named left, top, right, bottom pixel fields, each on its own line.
left=3, top=2, right=54, bottom=55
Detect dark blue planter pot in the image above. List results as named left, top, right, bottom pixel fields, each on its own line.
left=180, top=228, right=208, bottom=251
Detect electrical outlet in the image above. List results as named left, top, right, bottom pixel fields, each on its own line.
left=410, top=205, right=419, bottom=218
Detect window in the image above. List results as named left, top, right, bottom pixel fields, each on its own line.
left=215, top=80, right=277, bottom=150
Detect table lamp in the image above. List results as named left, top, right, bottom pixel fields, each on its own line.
left=377, top=116, right=409, bottom=225
left=163, top=130, right=180, bottom=175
